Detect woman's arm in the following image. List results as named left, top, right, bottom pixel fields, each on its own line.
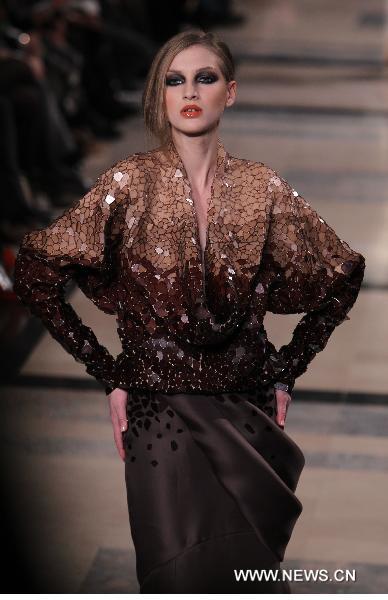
left=259, top=170, right=366, bottom=394
left=13, top=162, right=129, bottom=395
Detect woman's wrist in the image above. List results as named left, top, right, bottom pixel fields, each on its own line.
left=106, top=386, right=128, bottom=396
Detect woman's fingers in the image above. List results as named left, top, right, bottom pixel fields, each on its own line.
left=275, top=389, right=292, bottom=428
left=112, top=413, right=128, bottom=462
left=108, top=389, right=129, bottom=461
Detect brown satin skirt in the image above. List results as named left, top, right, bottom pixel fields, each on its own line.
left=122, top=387, right=305, bottom=593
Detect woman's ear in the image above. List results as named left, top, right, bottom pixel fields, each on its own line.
left=226, top=80, right=237, bottom=108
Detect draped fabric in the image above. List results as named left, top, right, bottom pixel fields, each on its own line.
left=122, top=388, right=305, bottom=593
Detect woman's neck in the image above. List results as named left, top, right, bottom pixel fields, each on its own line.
left=171, top=133, right=219, bottom=193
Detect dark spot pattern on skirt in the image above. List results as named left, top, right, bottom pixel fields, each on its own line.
left=122, top=385, right=279, bottom=467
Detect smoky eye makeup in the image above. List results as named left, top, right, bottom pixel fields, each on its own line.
left=165, top=71, right=219, bottom=85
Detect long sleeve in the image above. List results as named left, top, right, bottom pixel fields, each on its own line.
left=13, top=163, right=128, bottom=395
left=259, top=170, right=366, bottom=393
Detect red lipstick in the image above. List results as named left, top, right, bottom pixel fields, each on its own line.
left=180, top=104, right=203, bottom=118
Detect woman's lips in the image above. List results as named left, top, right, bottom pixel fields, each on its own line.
left=180, top=108, right=203, bottom=118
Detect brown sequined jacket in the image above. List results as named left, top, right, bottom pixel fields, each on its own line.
left=13, top=137, right=365, bottom=396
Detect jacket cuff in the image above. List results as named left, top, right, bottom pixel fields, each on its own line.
left=260, top=341, right=296, bottom=394
left=85, top=351, right=117, bottom=395
left=273, top=376, right=296, bottom=395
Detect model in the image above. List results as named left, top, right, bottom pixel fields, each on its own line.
left=13, top=29, right=366, bottom=593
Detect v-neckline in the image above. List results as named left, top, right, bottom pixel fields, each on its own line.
left=165, top=136, right=229, bottom=263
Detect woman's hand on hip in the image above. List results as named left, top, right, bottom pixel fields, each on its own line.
left=108, top=388, right=128, bottom=461
left=275, top=388, right=292, bottom=429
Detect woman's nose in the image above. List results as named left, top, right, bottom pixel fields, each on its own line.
left=183, top=87, right=198, bottom=100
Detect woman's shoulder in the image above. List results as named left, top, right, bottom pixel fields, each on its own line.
left=96, top=145, right=174, bottom=185
left=227, top=153, right=285, bottom=188
left=96, top=151, right=144, bottom=180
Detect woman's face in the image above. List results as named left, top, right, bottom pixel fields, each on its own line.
left=164, top=45, right=236, bottom=137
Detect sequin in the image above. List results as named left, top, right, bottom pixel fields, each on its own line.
left=13, top=137, right=365, bottom=396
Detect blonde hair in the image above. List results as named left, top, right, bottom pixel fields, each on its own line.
left=142, top=28, right=235, bottom=147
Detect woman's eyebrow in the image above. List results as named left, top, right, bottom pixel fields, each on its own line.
left=166, top=66, right=217, bottom=74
